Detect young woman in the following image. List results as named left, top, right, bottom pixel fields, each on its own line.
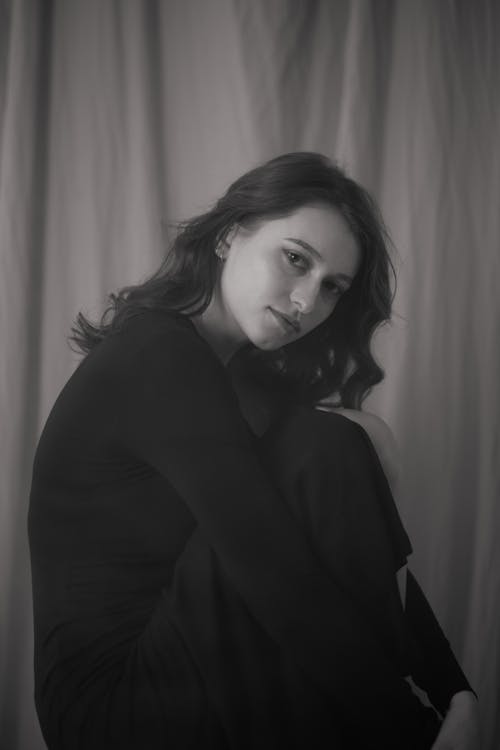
left=28, top=153, right=479, bottom=749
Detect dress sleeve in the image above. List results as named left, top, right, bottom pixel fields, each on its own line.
left=117, top=318, right=428, bottom=737
left=404, top=569, right=476, bottom=715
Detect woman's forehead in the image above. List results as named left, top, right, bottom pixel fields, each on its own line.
left=259, top=205, right=361, bottom=274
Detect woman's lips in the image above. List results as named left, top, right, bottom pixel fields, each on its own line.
left=269, top=308, right=301, bottom=334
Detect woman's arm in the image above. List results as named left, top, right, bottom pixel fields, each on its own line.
left=405, top=570, right=476, bottom=714
left=329, top=411, right=476, bottom=707
left=315, top=403, right=480, bottom=747
left=405, top=569, right=480, bottom=750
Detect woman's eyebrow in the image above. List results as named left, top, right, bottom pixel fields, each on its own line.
left=285, top=237, right=320, bottom=258
left=284, top=237, right=354, bottom=284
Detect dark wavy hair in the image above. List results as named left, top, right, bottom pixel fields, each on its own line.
left=70, top=152, right=395, bottom=409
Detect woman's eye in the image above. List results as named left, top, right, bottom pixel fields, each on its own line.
left=284, top=250, right=307, bottom=269
left=322, top=280, right=342, bottom=296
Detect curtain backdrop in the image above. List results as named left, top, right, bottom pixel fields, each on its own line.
left=1, top=1, right=498, bottom=748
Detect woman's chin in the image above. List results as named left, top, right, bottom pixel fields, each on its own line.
left=255, top=341, right=283, bottom=351
left=246, top=332, right=286, bottom=351
left=243, top=316, right=303, bottom=350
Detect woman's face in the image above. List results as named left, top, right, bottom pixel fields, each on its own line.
left=214, top=203, right=361, bottom=353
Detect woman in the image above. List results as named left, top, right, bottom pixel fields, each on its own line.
left=28, top=152, right=479, bottom=749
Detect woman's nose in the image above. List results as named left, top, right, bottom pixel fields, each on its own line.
left=290, top=281, right=319, bottom=315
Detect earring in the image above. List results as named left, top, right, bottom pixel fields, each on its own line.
left=215, top=239, right=229, bottom=261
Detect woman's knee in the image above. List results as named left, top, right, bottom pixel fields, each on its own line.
left=262, top=406, right=366, bottom=466
left=258, top=407, right=374, bottom=534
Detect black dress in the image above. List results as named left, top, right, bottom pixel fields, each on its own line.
left=28, top=310, right=472, bottom=749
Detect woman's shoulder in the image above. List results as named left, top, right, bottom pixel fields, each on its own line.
left=99, top=309, right=210, bottom=361
left=79, top=309, right=223, bottom=388
left=118, top=308, right=197, bottom=341
left=114, top=308, right=234, bottom=390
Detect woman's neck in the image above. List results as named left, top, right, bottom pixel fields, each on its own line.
left=192, top=295, right=245, bottom=365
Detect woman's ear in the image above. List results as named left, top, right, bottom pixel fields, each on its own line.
left=215, top=240, right=228, bottom=260
left=224, top=224, right=239, bottom=248
left=216, top=225, right=240, bottom=261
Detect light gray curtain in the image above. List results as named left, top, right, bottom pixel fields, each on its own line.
left=1, top=1, right=498, bottom=748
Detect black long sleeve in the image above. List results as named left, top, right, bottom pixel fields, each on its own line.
left=329, top=415, right=476, bottom=716
left=404, top=569, right=475, bottom=715
left=339, top=418, right=476, bottom=716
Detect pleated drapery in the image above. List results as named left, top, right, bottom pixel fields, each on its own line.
left=1, top=1, right=498, bottom=748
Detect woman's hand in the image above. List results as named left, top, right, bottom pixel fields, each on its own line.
left=430, top=691, right=481, bottom=750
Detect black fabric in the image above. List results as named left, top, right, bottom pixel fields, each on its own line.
left=404, top=570, right=474, bottom=716
left=28, top=310, right=472, bottom=749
